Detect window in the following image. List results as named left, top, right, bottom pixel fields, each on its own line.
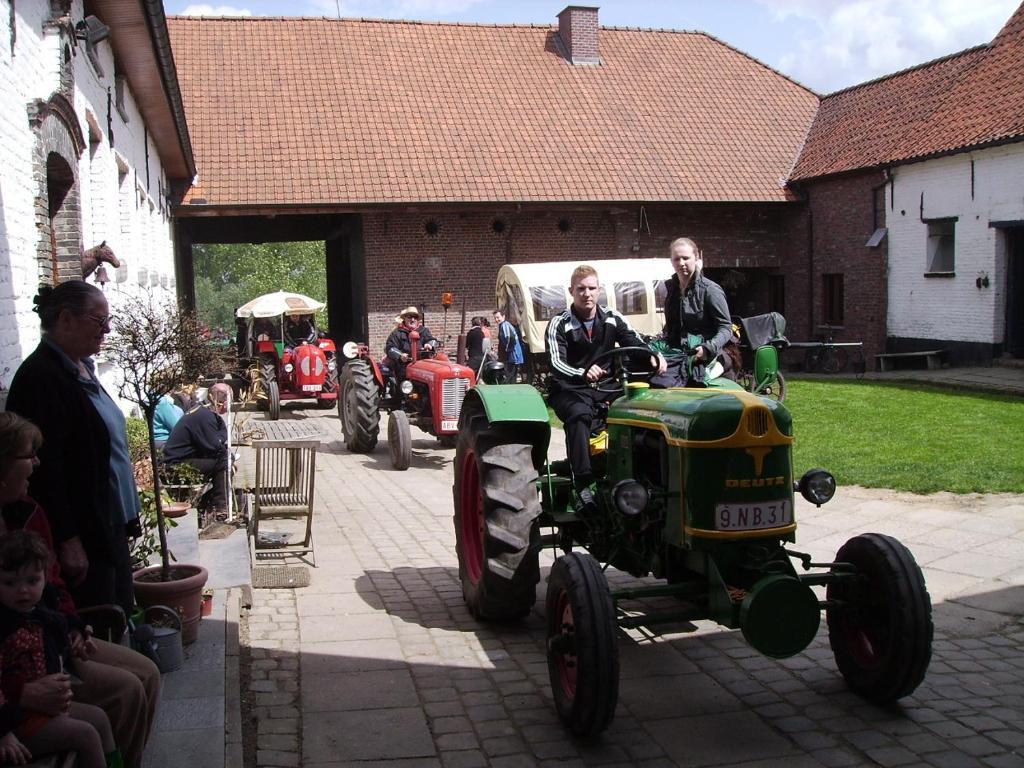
left=115, top=75, right=130, bottom=122
left=530, top=286, right=567, bottom=320
left=872, top=185, right=886, bottom=230
left=614, top=282, right=647, bottom=315
left=926, top=219, right=955, bottom=273
left=768, top=275, right=785, bottom=316
left=653, top=280, right=667, bottom=312
left=823, top=274, right=844, bottom=327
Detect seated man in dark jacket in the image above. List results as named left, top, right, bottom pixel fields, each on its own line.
left=162, top=386, right=229, bottom=518
left=385, top=306, right=438, bottom=380
left=546, top=264, right=665, bottom=506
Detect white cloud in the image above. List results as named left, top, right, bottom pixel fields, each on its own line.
left=179, top=4, right=253, bottom=16
left=754, top=0, right=1019, bottom=92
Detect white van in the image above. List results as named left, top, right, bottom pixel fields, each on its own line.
left=495, top=259, right=674, bottom=358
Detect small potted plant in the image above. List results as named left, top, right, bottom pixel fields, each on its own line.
left=106, top=294, right=226, bottom=644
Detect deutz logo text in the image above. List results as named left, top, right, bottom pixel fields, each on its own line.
left=725, top=477, right=786, bottom=488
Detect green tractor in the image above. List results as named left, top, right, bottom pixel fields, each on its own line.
left=452, top=347, right=932, bottom=737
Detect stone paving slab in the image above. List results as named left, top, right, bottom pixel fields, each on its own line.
left=239, top=408, right=1024, bottom=768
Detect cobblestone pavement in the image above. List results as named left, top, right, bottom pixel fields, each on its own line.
left=242, top=408, right=1024, bottom=768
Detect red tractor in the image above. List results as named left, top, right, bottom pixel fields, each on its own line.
left=236, top=295, right=338, bottom=419
left=338, top=333, right=475, bottom=469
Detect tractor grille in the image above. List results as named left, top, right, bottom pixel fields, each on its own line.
left=746, top=407, right=770, bottom=437
left=442, top=377, right=471, bottom=419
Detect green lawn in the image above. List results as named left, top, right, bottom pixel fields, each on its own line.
left=544, top=380, right=1024, bottom=495
left=785, top=380, right=1024, bottom=494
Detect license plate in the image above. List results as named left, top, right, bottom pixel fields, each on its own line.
left=441, top=419, right=459, bottom=431
left=302, top=384, right=320, bottom=392
left=714, top=500, right=791, bottom=531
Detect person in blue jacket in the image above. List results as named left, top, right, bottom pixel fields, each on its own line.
left=151, top=394, right=183, bottom=448
left=492, top=310, right=524, bottom=384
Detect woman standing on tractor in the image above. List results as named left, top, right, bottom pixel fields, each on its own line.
left=654, top=238, right=734, bottom=387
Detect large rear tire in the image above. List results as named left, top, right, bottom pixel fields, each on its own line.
left=339, top=360, right=380, bottom=452
left=453, top=416, right=541, bottom=621
left=266, top=380, right=280, bottom=421
left=388, top=411, right=412, bottom=470
left=546, top=552, right=618, bottom=737
left=827, top=533, right=932, bottom=702
left=318, top=362, right=339, bottom=409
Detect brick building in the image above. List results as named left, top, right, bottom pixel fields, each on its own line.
left=0, top=0, right=194, bottom=403
left=791, top=4, right=1024, bottom=365
left=167, top=7, right=818, bottom=351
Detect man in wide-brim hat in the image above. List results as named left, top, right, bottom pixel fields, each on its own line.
left=385, top=305, right=438, bottom=380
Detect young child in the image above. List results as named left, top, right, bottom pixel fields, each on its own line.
left=0, top=530, right=121, bottom=768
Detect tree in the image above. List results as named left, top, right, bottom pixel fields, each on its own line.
left=105, top=294, right=224, bottom=579
left=193, top=242, right=328, bottom=331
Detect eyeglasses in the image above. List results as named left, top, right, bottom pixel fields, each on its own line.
left=87, top=314, right=113, bottom=329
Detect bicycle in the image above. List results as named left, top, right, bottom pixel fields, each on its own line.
left=804, top=329, right=848, bottom=374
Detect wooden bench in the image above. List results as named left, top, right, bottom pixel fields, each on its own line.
left=874, top=350, right=945, bottom=372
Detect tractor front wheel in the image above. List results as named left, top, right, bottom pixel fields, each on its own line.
left=827, top=533, right=932, bottom=702
left=453, top=416, right=540, bottom=621
left=546, top=552, right=618, bottom=737
left=339, top=361, right=380, bottom=452
left=388, top=411, right=412, bottom=470
left=266, top=380, right=281, bottom=421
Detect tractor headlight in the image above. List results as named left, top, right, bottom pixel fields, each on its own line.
left=284, top=363, right=294, bottom=373
left=327, top=359, right=337, bottom=371
left=400, top=380, right=414, bottom=395
left=342, top=341, right=360, bottom=359
left=613, top=480, right=648, bottom=516
left=797, top=468, right=836, bottom=507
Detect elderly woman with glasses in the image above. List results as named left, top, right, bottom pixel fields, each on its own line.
left=6, top=280, right=141, bottom=615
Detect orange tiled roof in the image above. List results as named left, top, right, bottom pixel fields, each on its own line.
left=167, top=17, right=818, bottom=208
left=791, top=4, right=1024, bottom=181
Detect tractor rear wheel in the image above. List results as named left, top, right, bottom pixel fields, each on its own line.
left=827, top=533, right=932, bottom=702
left=388, top=411, right=412, bottom=470
left=266, top=380, right=280, bottom=421
left=318, top=363, right=339, bottom=408
left=339, top=360, right=380, bottom=452
left=546, top=552, right=618, bottom=737
left=453, top=415, right=540, bottom=621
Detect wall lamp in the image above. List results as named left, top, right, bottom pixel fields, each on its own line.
left=75, top=15, right=111, bottom=46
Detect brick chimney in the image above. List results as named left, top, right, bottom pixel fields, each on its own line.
left=557, top=6, right=600, bottom=65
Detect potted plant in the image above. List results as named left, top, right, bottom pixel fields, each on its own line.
left=106, top=294, right=225, bottom=644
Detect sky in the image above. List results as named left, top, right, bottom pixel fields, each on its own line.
left=163, top=0, right=1021, bottom=94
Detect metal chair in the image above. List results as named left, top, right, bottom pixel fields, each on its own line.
left=250, top=438, right=318, bottom=565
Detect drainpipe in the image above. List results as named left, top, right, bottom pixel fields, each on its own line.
left=807, top=208, right=815, bottom=338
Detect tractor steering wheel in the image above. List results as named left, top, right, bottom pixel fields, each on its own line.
left=587, top=345, right=659, bottom=395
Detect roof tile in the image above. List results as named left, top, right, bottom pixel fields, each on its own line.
left=168, top=17, right=817, bottom=207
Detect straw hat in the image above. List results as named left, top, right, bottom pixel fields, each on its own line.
left=399, top=306, right=421, bottom=318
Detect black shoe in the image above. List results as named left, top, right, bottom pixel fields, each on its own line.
left=574, top=486, right=598, bottom=517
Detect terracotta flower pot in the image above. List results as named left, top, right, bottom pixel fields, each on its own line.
left=132, top=564, right=209, bottom=645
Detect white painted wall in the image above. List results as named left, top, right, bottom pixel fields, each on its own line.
left=886, top=143, right=1024, bottom=345
left=0, top=0, right=180, bottom=412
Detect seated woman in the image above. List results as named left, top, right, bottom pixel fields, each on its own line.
left=0, top=412, right=159, bottom=768
left=652, top=237, right=733, bottom=388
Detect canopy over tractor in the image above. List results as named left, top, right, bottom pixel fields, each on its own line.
left=235, top=292, right=337, bottom=419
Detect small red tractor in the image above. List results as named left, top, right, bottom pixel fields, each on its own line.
left=338, top=333, right=475, bottom=470
left=237, top=307, right=338, bottom=420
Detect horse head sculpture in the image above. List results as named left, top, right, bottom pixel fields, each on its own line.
left=82, top=241, right=120, bottom=279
